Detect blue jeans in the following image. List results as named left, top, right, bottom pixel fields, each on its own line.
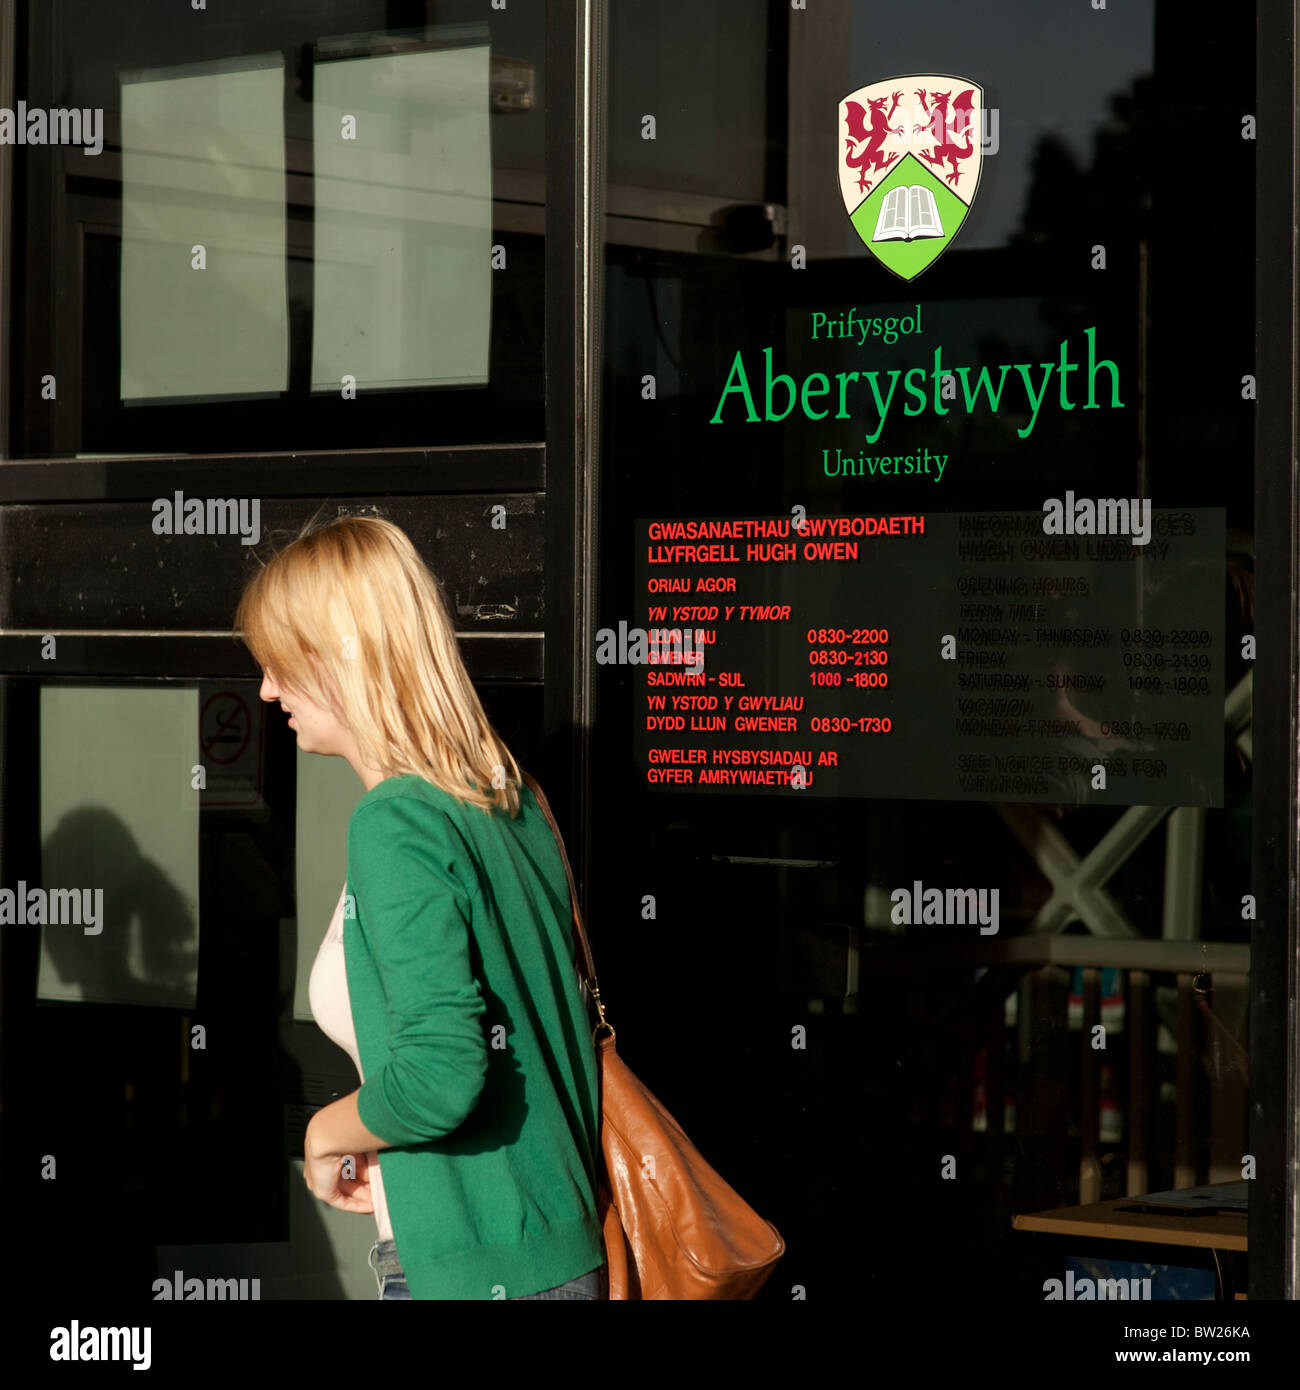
left=367, top=1238, right=607, bottom=1300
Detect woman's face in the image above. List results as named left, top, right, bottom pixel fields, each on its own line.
left=259, top=666, right=352, bottom=758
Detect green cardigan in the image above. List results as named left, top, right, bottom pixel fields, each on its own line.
left=342, top=773, right=603, bottom=1299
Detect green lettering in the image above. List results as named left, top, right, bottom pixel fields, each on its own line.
left=763, top=347, right=796, bottom=422
left=1083, top=326, right=1122, bottom=409
left=955, top=363, right=1011, bottom=413
left=1013, top=362, right=1054, bottom=438
left=862, top=370, right=900, bottom=444
left=801, top=371, right=830, bottom=420
left=709, top=350, right=759, bottom=423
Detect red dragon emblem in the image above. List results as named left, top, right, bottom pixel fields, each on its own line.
left=843, top=90, right=906, bottom=194
left=912, top=87, right=977, bottom=189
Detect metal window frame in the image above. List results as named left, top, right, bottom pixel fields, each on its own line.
left=0, top=0, right=13, bottom=454
left=546, top=0, right=604, bottom=905
left=1251, top=0, right=1300, bottom=1301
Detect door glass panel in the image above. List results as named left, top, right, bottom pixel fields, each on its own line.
left=36, top=685, right=200, bottom=1007
left=596, top=0, right=1260, bottom=1298
left=292, top=745, right=363, bottom=1022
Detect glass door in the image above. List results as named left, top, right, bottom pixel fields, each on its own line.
left=591, top=0, right=1296, bottom=1307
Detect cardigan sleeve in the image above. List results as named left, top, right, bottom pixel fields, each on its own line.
left=346, top=794, right=489, bottom=1146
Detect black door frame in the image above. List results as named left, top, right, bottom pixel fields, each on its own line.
left=1248, top=0, right=1299, bottom=1301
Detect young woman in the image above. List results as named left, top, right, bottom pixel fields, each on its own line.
left=234, top=515, right=607, bottom=1301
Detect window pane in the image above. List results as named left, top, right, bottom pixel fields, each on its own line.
left=37, top=686, right=200, bottom=1008
left=311, top=42, right=492, bottom=392
left=292, top=747, right=362, bottom=1023
left=120, top=55, right=288, bottom=403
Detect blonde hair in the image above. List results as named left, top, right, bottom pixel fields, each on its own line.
left=233, top=514, right=521, bottom=815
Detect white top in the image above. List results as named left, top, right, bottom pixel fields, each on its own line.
left=307, top=885, right=394, bottom=1242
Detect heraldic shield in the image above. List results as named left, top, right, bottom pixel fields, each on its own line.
left=838, top=76, right=984, bottom=281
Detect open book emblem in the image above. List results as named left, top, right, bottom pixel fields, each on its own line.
left=837, top=76, right=984, bottom=281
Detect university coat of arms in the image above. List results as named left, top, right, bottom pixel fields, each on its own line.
left=837, top=76, right=984, bottom=281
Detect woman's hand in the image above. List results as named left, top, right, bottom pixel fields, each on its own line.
left=304, top=1120, right=376, bottom=1214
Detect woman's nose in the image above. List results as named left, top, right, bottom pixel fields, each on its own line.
left=260, top=672, right=279, bottom=701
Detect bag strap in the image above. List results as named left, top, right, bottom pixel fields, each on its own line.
left=520, top=771, right=613, bottom=1040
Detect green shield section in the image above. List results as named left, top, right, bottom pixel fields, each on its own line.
left=850, top=152, right=970, bottom=281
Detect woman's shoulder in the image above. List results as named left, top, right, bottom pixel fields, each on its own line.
left=358, top=772, right=440, bottom=805
left=354, top=773, right=533, bottom=824
left=352, top=774, right=463, bottom=827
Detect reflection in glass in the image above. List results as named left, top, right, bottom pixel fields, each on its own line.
left=37, top=688, right=200, bottom=1008
left=311, top=42, right=493, bottom=392
left=120, top=56, right=289, bottom=403
left=292, top=746, right=364, bottom=1022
